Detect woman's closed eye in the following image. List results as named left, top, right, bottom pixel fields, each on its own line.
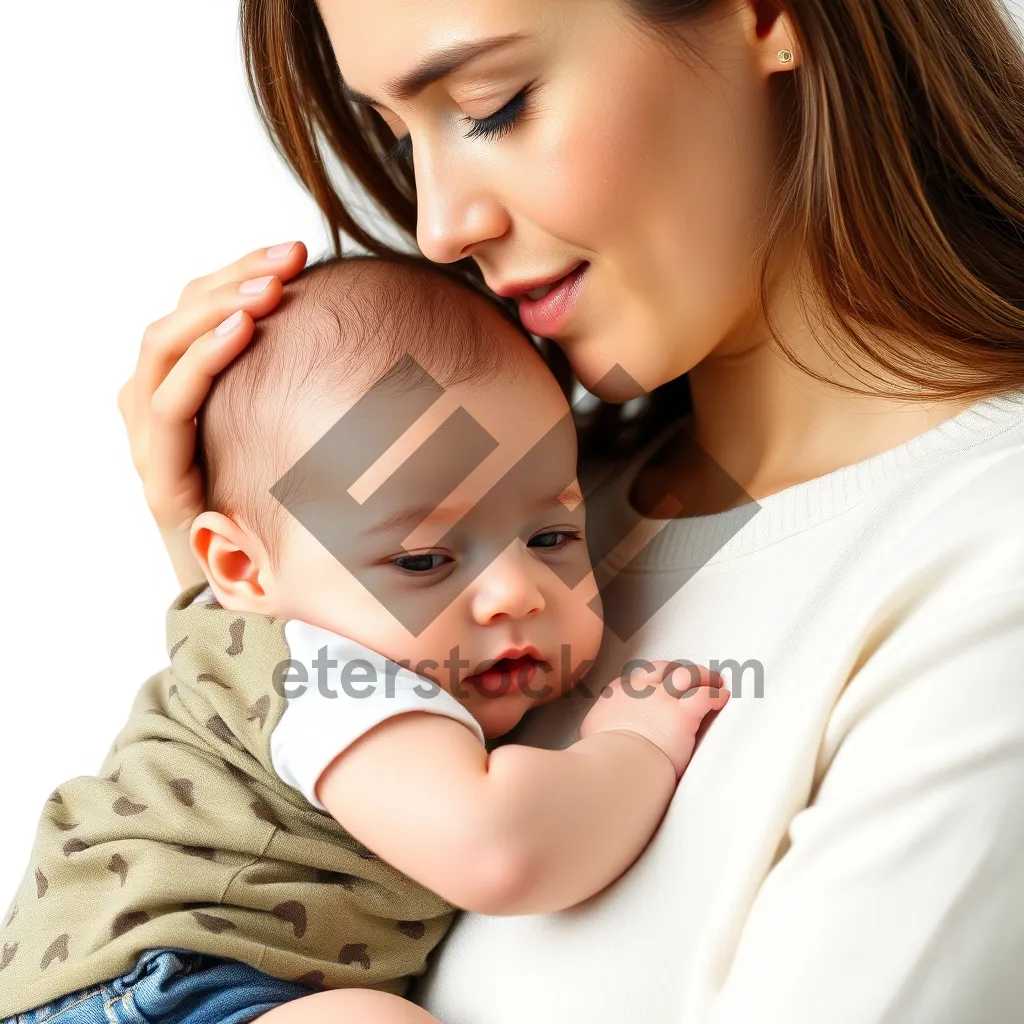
left=463, top=85, right=532, bottom=141
left=386, top=85, right=534, bottom=164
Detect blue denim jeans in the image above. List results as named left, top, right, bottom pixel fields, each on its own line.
left=3, top=948, right=317, bottom=1023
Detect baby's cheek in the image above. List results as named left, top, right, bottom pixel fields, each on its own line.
left=360, top=598, right=450, bottom=670
left=551, top=577, right=604, bottom=690
left=578, top=604, right=606, bottom=680
left=575, top=571, right=604, bottom=648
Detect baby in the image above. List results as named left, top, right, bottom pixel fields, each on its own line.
left=0, top=256, right=728, bottom=1024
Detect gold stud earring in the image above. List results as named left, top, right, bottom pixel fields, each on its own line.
left=778, top=49, right=794, bottom=64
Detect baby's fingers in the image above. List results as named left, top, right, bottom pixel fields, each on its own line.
left=661, top=664, right=729, bottom=710
left=673, top=682, right=731, bottom=724
left=683, top=685, right=731, bottom=713
left=657, top=661, right=720, bottom=691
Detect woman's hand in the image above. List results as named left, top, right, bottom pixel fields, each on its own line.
left=117, top=241, right=309, bottom=589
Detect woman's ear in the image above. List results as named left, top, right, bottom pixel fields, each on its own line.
left=189, top=510, right=274, bottom=612
left=742, top=0, right=802, bottom=74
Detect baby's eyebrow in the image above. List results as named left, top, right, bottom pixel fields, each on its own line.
left=364, top=501, right=464, bottom=538
left=363, top=483, right=584, bottom=538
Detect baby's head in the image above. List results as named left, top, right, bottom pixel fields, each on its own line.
left=191, top=256, right=603, bottom=736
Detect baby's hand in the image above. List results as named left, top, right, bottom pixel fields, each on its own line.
left=579, top=660, right=730, bottom=779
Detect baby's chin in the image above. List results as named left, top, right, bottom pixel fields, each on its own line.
left=464, top=690, right=546, bottom=740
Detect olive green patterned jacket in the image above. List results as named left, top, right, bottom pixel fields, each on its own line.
left=0, top=581, right=456, bottom=1019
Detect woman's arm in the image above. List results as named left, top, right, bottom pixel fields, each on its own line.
left=117, top=242, right=308, bottom=588
left=706, top=585, right=1024, bottom=1023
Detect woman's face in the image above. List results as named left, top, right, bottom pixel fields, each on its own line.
left=319, top=0, right=780, bottom=401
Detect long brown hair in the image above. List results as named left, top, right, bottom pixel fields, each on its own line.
left=238, top=0, right=1024, bottom=460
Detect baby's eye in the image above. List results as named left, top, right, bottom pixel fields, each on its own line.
left=392, top=552, right=452, bottom=573
left=528, top=530, right=582, bottom=550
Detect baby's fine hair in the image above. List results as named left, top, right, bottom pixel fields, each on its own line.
left=196, top=254, right=535, bottom=565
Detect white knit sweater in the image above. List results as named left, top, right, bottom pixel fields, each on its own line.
left=414, top=389, right=1024, bottom=1024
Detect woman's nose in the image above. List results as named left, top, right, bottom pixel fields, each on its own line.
left=470, top=547, right=547, bottom=625
left=414, top=150, right=510, bottom=263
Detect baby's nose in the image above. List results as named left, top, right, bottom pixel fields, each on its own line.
left=470, top=555, right=546, bottom=625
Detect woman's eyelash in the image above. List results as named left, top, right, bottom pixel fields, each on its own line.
left=385, top=86, right=533, bottom=163
left=463, top=86, right=532, bottom=142
left=386, top=134, right=413, bottom=165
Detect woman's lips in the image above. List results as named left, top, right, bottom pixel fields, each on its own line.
left=465, top=655, right=543, bottom=696
left=517, top=262, right=589, bottom=338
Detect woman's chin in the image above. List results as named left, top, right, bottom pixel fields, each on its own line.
left=566, top=345, right=664, bottom=405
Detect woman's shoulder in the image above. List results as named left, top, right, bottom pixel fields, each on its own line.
left=894, top=420, right=1024, bottom=555
left=838, top=421, right=1024, bottom=661
left=836, top=390, right=1023, bottom=554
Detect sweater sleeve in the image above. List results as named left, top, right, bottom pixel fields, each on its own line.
left=709, top=510, right=1024, bottom=1021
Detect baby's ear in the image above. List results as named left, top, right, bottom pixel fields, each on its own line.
left=189, top=511, right=269, bottom=611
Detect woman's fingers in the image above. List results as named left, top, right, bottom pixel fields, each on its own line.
left=116, top=376, right=133, bottom=425
left=134, top=275, right=284, bottom=418
left=113, top=243, right=309, bottom=587
left=130, top=242, right=307, bottom=433
left=177, top=240, right=307, bottom=306
left=145, top=312, right=256, bottom=523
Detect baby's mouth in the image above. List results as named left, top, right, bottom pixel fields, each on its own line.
left=465, top=654, right=548, bottom=696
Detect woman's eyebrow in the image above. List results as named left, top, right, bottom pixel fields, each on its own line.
left=342, top=33, right=527, bottom=107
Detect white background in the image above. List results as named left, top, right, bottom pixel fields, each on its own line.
left=0, top=3, right=332, bottom=889
left=2, top=1, right=1023, bottom=895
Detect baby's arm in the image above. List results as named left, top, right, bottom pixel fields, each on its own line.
left=316, top=662, right=728, bottom=916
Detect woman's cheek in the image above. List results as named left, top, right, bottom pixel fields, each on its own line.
left=510, top=97, right=620, bottom=251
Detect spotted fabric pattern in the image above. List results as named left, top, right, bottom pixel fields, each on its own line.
left=0, top=581, right=455, bottom=1019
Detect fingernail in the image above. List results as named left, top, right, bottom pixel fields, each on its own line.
left=266, top=242, right=297, bottom=261
left=215, top=310, right=244, bottom=336
left=239, top=276, right=274, bottom=295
